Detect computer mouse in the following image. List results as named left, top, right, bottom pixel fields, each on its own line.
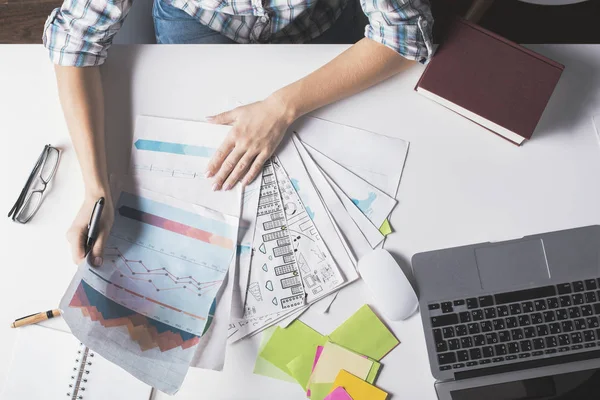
left=358, top=249, right=419, bottom=321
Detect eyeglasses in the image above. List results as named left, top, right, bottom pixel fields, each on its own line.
left=8, top=145, right=61, bottom=224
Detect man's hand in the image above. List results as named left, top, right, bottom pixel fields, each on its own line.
left=205, top=94, right=296, bottom=190
left=66, top=192, right=114, bottom=267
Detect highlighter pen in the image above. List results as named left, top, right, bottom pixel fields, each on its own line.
left=11, top=309, right=61, bottom=328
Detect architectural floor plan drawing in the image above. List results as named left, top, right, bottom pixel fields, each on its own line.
left=273, top=158, right=345, bottom=303
left=242, top=160, right=305, bottom=320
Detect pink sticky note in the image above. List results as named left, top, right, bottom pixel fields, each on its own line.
left=313, top=346, right=324, bottom=371
left=307, top=345, right=324, bottom=397
left=324, top=387, right=353, bottom=400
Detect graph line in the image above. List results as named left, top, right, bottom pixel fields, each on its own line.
left=110, top=232, right=226, bottom=272
left=105, top=247, right=222, bottom=295
left=88, top=268, right=206, bottom=320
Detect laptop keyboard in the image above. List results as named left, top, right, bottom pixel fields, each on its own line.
left=428, top=279, right=600, bottom=372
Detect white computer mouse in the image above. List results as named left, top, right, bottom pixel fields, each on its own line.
left=358, top=248, right=419, bottom=321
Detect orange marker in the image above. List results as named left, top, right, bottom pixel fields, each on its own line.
left=11, top=309, right=61, bottom=328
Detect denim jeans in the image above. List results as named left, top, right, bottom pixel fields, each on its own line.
left=152, top=0, right=366, bottom=44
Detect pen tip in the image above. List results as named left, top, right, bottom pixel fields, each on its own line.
left=10, top=323, right=15, bottom=328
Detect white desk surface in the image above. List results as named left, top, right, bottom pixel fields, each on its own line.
left=1, top=44, right=600, bottom=400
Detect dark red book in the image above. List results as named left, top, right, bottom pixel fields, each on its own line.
left=415, top=18, right=564, bottom=145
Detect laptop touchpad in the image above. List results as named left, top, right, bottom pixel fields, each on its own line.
left=475, top=239, right=550, bottom=292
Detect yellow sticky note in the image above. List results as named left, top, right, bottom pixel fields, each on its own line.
left=379, top=219, right=392, bottom=236
left=332, top=370, right=388, bottom=400
left=310, top=342, right=374, bottom=384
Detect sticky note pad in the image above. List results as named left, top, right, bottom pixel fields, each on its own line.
left=259, top=320, right=327, bottom=376
left=379, top=219, right=392, bottom=236
left=287, top=346, right=322, bottom=391
left=253, top=326, right=297, bottom=383
left=310, top=342, right=375, bottom=384
left=304, top=346, right=324, bottom=396
left=325, top=387, right=353, bottom=400
left=308, top=342, right=381, bottom=400
left=329, top=305, right=399, bottom=360
left=332, top=370, right=387, bottom=400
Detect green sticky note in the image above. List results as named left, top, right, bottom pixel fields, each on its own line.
left=379, top=219, right=392, bottom=236
left=309, top=383, right=334, bottom=400
left=287, top=354, right=314, bottom=390
left=253, top=326, right=297, bottom=383
left=259, top=320, right=328, bottom=376
left=329, top=305, right=399, bottom=360
left=367, top=361, right=381, bottom=384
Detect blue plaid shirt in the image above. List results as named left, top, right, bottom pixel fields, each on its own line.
left=43, top=0, right=433, bottom=67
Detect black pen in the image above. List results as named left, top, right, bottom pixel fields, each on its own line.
left=85, top=197, right=105, bottom=255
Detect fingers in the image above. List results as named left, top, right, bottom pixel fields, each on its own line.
left=206, top=137, right=235, bottom=179
left=67, top=228, right=86, bottom=265
left=242, top=152, right=270, bottom=186
left=90, top=228, right=109, bottom=267
left=212, top=147, right=246, bottom=191
left=206, top=110, right=236, bottom=126
left=223, top=152, right=256, bottom=190
left=67, top=197, right=114, bottom=268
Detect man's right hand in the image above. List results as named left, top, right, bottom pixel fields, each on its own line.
left=67, top=192, right=114, bottom=267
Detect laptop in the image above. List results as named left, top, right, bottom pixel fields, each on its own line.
left=413, top=225, right=600, bottom=400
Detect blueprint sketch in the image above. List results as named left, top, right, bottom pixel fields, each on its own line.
left=273, top=157, right=345, bottom=302
left=242, top=160, right=305, bottom=319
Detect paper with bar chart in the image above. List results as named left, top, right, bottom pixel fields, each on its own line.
left=128, top=115, right=255, bottom=370
left=60, top=187, right=238, bottom=394
left=130, top=116, right=241, bottom=216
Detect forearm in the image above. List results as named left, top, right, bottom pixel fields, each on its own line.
left=54, top=66, right=108, bottom=195
left=273, top=38, right=415, bottom=120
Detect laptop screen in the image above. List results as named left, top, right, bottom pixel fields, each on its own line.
left=449, top=367, right=600, bottom=399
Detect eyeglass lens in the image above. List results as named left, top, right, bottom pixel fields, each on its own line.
left=39, top=147, right=60, bottom=183
left=16, top=191, right=43, bottom=224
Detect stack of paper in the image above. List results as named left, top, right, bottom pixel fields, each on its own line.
left=59, top=116, right=249, bottom=394
left=59, top=114, right=409, bottom=393
left=228, top=117, right=410, bottom=341
left=254, top=305, right=397, bottom=400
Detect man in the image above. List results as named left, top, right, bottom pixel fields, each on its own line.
left=43, top=0, right=433, bottom=266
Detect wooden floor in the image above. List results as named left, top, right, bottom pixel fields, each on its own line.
left=1, top=0, right=600, bottom=44
left=0, top=0, right=61, bottom=43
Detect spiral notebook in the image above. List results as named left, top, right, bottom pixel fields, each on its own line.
left=0, top=325, right=152, bottom=400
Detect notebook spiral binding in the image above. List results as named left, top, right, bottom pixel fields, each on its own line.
left=67, top=343, right=94, bottom=400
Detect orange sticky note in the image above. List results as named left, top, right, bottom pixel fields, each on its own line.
left=331, top=370, right=387, bottom=400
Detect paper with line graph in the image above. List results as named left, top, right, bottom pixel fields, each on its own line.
left=59, top=186, right=238, bottom=394
left=129, top=115, right=246, bottom=371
